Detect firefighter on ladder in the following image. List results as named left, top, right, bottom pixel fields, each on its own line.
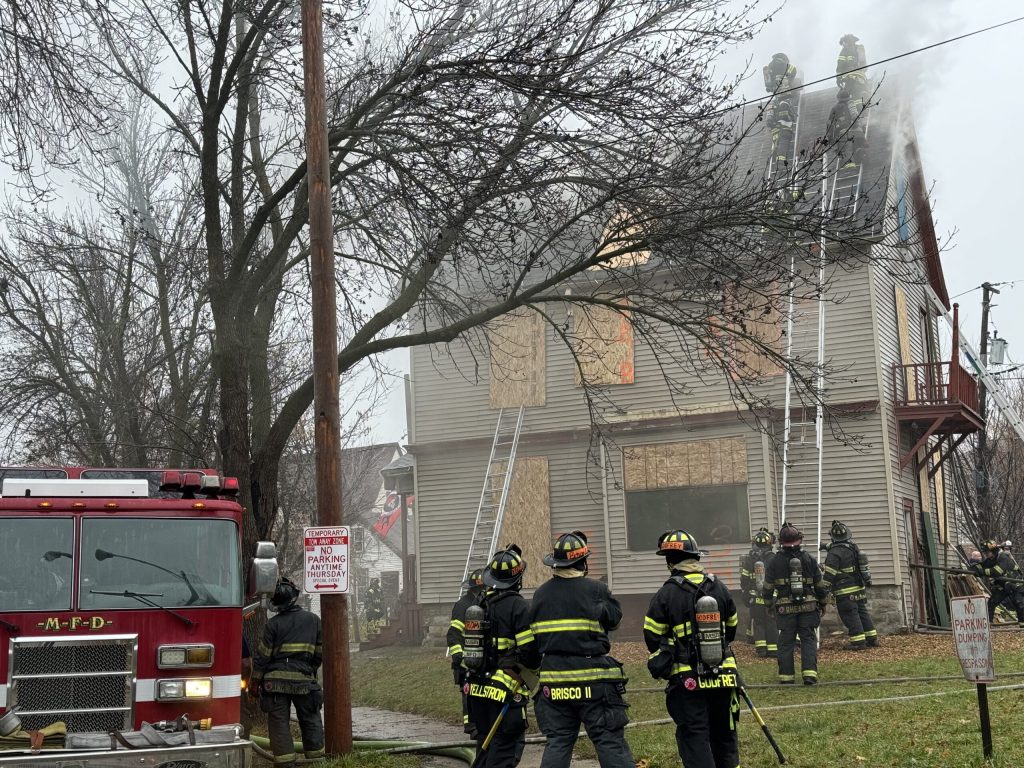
left=645, top=529, right=741, bottom=768
left=821, top=520, right=878, bottom=649
left=740, top=528, right=778, bottom=658
left=764, top=523, right=828, bottom=685
left=530, top=531, right=635, bottom=768
left=448, top=568, right=486, bottom=736
left=462, top=546, right=539, bottom=767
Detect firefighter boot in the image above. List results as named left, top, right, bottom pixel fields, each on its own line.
left=866, top=637, right=880, bottom=648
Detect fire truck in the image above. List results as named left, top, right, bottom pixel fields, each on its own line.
left=0, top=467, right=279, bottom=767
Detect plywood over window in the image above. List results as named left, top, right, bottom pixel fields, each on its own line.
left=488, top=309, right=546, bottom=408
left=731, top=286, right=784, bottom=377
left=492, top=457, right=550, bottom=590
left=591, top=212, right=651, bottom=270
left=894, top=283, right=916, bottom=398
left=573, top=303, right=634, bottom=386
left=623, top=437, right=748, bottom=491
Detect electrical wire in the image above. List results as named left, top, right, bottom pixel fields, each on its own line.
left=730, top=15, right=1024, bottom=112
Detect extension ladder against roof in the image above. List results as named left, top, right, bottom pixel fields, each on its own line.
left=778, top=152, right=828, bottom=549
left=766, top=92, right=804, bottom=184
left=826, top=98, right=873, bottom=220
left=461, top=406, right=525, bottom=592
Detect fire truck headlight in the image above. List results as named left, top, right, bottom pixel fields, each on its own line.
left=158, top=644, right=214, bottom=668
left=157, top=678, right=213, bottom=700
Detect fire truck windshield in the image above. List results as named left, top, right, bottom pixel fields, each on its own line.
left=0, top=518, right=74, bottom=611
left=81, top=518, right=242, bottom=609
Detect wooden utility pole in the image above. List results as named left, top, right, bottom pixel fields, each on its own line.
left=302, top=0, right=352, bottom=752
left=977, top=282, right=999, bottom=527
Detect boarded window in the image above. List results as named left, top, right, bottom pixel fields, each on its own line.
left=573, top=303, right=634, bottom=386
left=591, top=211, right=651, bottom=270
left=623, top=438, right=749, bottom=550
left=488, top=309, right=546, bottom=408
left=730, top=286, right=784, bottom=377
left=491, top=457, right=550, bottom=590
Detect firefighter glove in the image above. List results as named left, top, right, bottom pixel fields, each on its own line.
left=817, top=601, right=828, bottom=616
left=451, top=658, right=464, bottom=687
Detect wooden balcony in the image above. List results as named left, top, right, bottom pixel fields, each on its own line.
left=892, top=360, right=984, bottom=472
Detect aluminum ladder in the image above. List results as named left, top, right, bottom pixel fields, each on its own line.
left=778, top=151, right=828, bottom=548
left=461, top=406, right=526, bottom=591
left=826, top=99, right=873, bottom=220
left=765, top=92, right=803, bottom=185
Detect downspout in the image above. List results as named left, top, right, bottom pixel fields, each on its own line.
left=600, top=441, right=614, bottom=589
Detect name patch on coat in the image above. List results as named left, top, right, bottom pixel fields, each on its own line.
left=542, top=685, right=593, bottom=701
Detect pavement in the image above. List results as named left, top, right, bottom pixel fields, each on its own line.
left=351, top=704, right=601, bottom=767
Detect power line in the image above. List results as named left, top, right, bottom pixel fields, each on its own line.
left=733, top=15, right=1024, bottom=112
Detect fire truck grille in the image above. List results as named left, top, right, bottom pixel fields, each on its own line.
left=9, top=635, right=136, bottom=733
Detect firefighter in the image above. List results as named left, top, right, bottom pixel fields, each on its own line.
left=464, top=545, right=538, bottom=767
left=740, top=528, right=778, bottom=658
left=821, top=520, right=878, bottom=649
left=836, top=34, right=867, bottom=102
left=530, top=531, right=634, bottom=768
left=365, top=577, right=385, bottom=623
left=645, top=530, right=740, bottom=768
left=251, top=577, right=324, bottom=765
left=763, top=53, right=800, bottom=94
left=449, top=568, right=486, bottom=735
left=764, top=523, right=827, bottom=685
left=973, top=539, right=1024, bottom=625
left=826, top=89, right=864, bottom=168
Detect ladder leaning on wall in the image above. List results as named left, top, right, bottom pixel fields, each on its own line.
left=460, top=406, right=526, bottom=593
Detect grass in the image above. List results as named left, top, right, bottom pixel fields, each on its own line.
left=351, top=633, right=1024, bottom=767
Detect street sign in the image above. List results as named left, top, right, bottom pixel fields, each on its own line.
left=303, top=526, right=350, bottom=594
left=951, top=595, right=994, bottom=682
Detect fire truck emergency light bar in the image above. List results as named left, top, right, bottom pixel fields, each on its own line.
left=0, top=478, right=150, bottom=497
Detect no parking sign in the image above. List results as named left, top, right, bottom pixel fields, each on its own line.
left=303, top=526, right=350, bottom=594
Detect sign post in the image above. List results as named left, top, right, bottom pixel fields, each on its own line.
left=951, top=595, right=994, bottom=759
left=303, top=526, right=350, bottom=594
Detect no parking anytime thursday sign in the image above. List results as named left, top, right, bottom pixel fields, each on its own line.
left=303, top=526, right=350, bottom=594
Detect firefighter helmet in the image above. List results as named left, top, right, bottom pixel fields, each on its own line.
left=840, top=34, right=859, bottom=45
left=779, top=522, right=803, bottom=547
left=753, top=528, right=774, bottom=548
left=483, top=545, right=526, bottom=589
left=462, top=568, right=485, bottom=589
left=1002, top=540, right=1013, bottom=550
left=837, top=89, right=851, bottom=101
left=656, top=530, right=701, bottom=558
left=981, top=538, right=1000, bottom=553
left=543, top=531, right=591, bottom=569
left=772, top=53, right=790, bottom=66
left=830, top=520, right=851, bottom=542
left=271, top=577, right=300, bottom=610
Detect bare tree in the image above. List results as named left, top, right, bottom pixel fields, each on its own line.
left=0, top=0, right=913, bottom=559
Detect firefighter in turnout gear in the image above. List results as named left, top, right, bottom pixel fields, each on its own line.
left=827, top=89, right=865, bottom=168
left=763, top=53, right=801, bottom=93
left=740, top=528, right=778, bottom=658
left=464, top=546, right=539, bottom=767
left=764, top=523, right=827, bottom=685
left=645, top=530, right=741, bottom=768
left=821, top=521, right=878, bottom=649
left=252, top=577, right=324, bottom=765
left=449, top=568, right=486, bottom=735
left=836, top=34, right=867, bottom=103
left=971, top=539, right=1024, bottom=625
left=530, top=531, right=635, bottom=768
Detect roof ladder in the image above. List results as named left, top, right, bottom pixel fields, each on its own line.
left=460, top=406, right=526, bottom=592
left=827, top=101, right=874, bottom=220
left=779, top=151, right=828, bottom=549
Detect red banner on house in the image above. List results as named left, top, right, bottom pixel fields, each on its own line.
left=374, top=493, right=414, bottom=538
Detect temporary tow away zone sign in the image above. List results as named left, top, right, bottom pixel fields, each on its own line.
left=303, top=526, right=349, bottom=594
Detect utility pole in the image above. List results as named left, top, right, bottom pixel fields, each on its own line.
left=302, top=0, right=352, bottom=753
left=976, top=282, right=999, bottom=531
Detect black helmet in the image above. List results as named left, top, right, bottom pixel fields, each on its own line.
left=830, top=520, right=851, bottom=542
left=483, top=545, right=526, bottom=589
left=543, top=531, right=591, bottom=569
left=656, top=529, right=701, bottom=558
left=271, top=577, right=300, bottom=610
left=837, top=89, right=850, bottom=101
left=840, top=34, right=859, bottom=45
left=753, top=528, right=774, bottom=548
left=772, top=53, right=789, bottom=65
left=981, top=538, right=1001, bottom=553
left=779, top=522, right=803, bottom=547
left=462, top=568, right=485, bottom=589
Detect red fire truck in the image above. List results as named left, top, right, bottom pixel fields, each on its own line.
left=0, top=467, right=277, bottom=766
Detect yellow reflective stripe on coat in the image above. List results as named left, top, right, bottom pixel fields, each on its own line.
left=725, top=612, right=739, bottom=628
left=531, top=619, right=603, bottom=634
left=515, top=628, right=535, bottom=645
left=538, top=668, right=624, bottom=683
left=644, top=616, right=669, bottom=635
left=449, top=644, right=463, bottom=655
left=490, top=669, right=530, bottom=695
left=450, top=619, right=465, bottom=631
left=496, top=637, right=516, bottom=651
left=834, top=585, right=863, bottom=597
left=672, top=622, right=694, bottom=639
left=278, top=642, right=317, bottom=654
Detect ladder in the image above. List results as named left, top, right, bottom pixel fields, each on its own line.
left=765, top=92, right=803, bottom=185
left=779, top=152, right=828, bottom=548
left=826, top=98, right=873, bottom=220
left=924, top=287, right=1024, bottom=442
left=460, top=406, right=526, bottom=591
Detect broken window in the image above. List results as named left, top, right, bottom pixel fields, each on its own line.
left=488, top=308, right=546, bottom=408
left=622, top=438, right=749, bottom=550
left=573, top=301, right=635, bottom=386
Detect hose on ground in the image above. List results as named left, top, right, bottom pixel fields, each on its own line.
left=250, top=733, right=476, bottom=764
left=626, top=670, right=1024, bottom=693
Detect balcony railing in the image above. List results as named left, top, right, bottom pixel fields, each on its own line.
left=892, top=361, right=979, bottom=413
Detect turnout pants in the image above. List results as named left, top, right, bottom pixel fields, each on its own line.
left=750, top=601, right=778, bottom=656
left=466, top=684, right=527, bottom=768
left=776, top=609, right=820, bottom=682
left=262, top=689, right=325, bottom=764
left=665, top=681, right=740, bottom=768
left=534, top=682, right=634, bottom=768
left=988, top=585, right=1024, bottom=623
left=836, top=595, right=877, bottom=646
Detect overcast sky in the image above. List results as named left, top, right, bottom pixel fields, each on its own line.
left=371, top=0, right=1024, bottom=445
